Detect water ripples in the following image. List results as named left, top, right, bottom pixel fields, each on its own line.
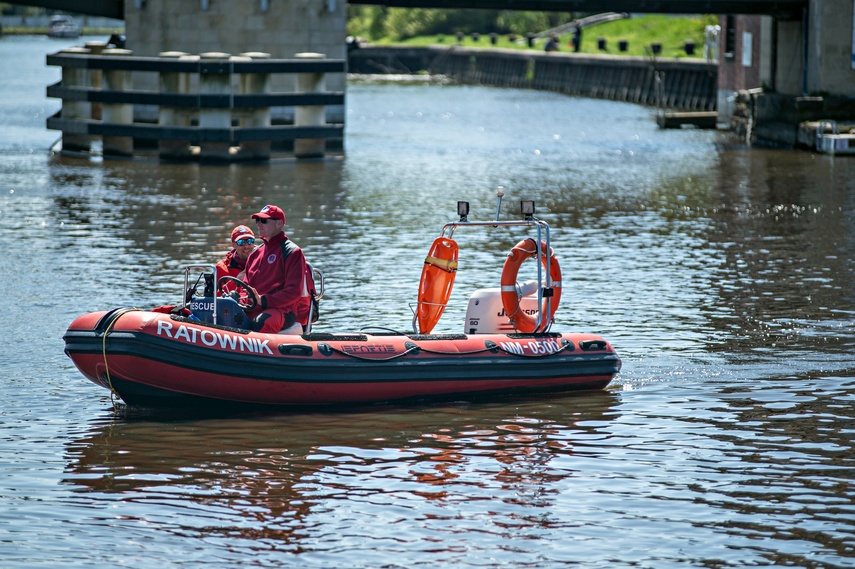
left=38, top=384, right=852, bottom=567
left=4, top=36, right=855, bottom=568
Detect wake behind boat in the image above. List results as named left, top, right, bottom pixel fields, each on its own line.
left=64, top=195, right=621, bottom=409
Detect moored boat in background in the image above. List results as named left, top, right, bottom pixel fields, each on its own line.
left=47, top=15, right=81, bottom=38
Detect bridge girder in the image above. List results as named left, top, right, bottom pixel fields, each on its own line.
left=2, top=0, right=124, bottom=19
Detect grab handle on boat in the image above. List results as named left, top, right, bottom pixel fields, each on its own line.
left=278, top=344, right=313, bottom=356
left=579, top=339, right=607, bottom=351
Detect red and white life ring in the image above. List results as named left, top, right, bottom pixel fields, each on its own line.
left=500, top=238, right=562, bottom=333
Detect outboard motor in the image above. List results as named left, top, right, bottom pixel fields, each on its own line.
left=464, top=280, right=540, bottom=334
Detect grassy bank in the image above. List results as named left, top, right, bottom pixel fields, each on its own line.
left=367, top=14, right=718, bottom=59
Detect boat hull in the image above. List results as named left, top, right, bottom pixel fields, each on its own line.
left=64, top=309, right=621, bottom=409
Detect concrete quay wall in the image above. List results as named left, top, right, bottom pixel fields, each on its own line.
left=731, top=90, right=855, bottom=149
left=349, top=46, right=718, bottom=112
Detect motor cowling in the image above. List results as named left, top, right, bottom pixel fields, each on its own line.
left=464, top=281, right=539, bottom=334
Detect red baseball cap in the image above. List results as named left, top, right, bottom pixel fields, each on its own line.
left=251, top=204, right=285, bottom=222
left=230, top=225, right=255, bottom=242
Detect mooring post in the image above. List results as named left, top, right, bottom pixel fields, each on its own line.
left=199, top=51, right=233, bottom=162
left=84, top=41, right=107, bottom=121
left=158, top=51, right=194, bottom=160
left=294, top=52, right=326, bottom=159
left=238, top=51, right=272, bottom=160
left=101, top=48, right=134, bottom=157
left=59, top=46, right=91, bottom=153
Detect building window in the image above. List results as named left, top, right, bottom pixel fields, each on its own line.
left=724, top=15, right=736, bottom=60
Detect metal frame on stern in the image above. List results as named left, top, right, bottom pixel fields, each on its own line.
left=412, top=190, right=556, bottom=334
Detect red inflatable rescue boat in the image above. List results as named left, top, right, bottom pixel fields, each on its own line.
left=64, top=195, right=621, bottom=410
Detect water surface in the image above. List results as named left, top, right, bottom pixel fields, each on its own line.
left=2, top=35, right=855, bottom=568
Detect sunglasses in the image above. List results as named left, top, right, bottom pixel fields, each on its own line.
left=235, top=238, right=255, bottom=246
left=255, top=218, right=276, bottom=224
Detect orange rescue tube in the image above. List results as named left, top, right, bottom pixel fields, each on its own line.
left=417, top=237, right=459, bottom=334
left=500, top=238, right=562, bottom=333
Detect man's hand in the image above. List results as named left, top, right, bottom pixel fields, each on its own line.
left=247, top=284, right=261, bottom=307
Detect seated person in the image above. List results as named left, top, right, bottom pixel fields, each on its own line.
left=242, top=205, right=315, bottom=334
left=216, top=225, right=256, bottom=295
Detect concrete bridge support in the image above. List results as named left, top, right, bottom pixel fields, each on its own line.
left=238, top=52, right=273, bottom=161
left=294, top=52, right=328, bottom=159
left=102, top=48, right=134, bottom=157
left=805, top=0, right=855, bottom=96
left=158, top=51, right=196, bottom=161
left=123, top=0, right=346, bottom=126
left=58, top=46, right=92, bottom=153
left=741, top=9, right=825, bottom=99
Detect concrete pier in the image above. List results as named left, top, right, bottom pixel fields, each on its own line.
left=47, top=49, right=345, bottom=161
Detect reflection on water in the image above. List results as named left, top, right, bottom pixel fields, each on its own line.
left=4, top=36, right=855, bottom=569
left=65, top=395, right=617, bottom=517
left=60, top=396, right=619, bottom=564
left=56, top=380, right=855, bottom=567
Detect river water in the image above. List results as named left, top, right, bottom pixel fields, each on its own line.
left=2, top=35, right=855, bottom=568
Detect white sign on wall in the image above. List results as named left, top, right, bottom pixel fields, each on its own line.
left=742, top=32, right=753, bottom=67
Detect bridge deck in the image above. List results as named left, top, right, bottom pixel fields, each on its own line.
left=4, top=0, right=807, bottom=21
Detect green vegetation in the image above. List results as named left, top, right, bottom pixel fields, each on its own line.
left=349, top=12, right=719, bottom=59
left=348, top=7, right=574, bottom=41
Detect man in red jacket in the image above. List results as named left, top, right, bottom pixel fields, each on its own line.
left=243, top=204, right=313, bottom=334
